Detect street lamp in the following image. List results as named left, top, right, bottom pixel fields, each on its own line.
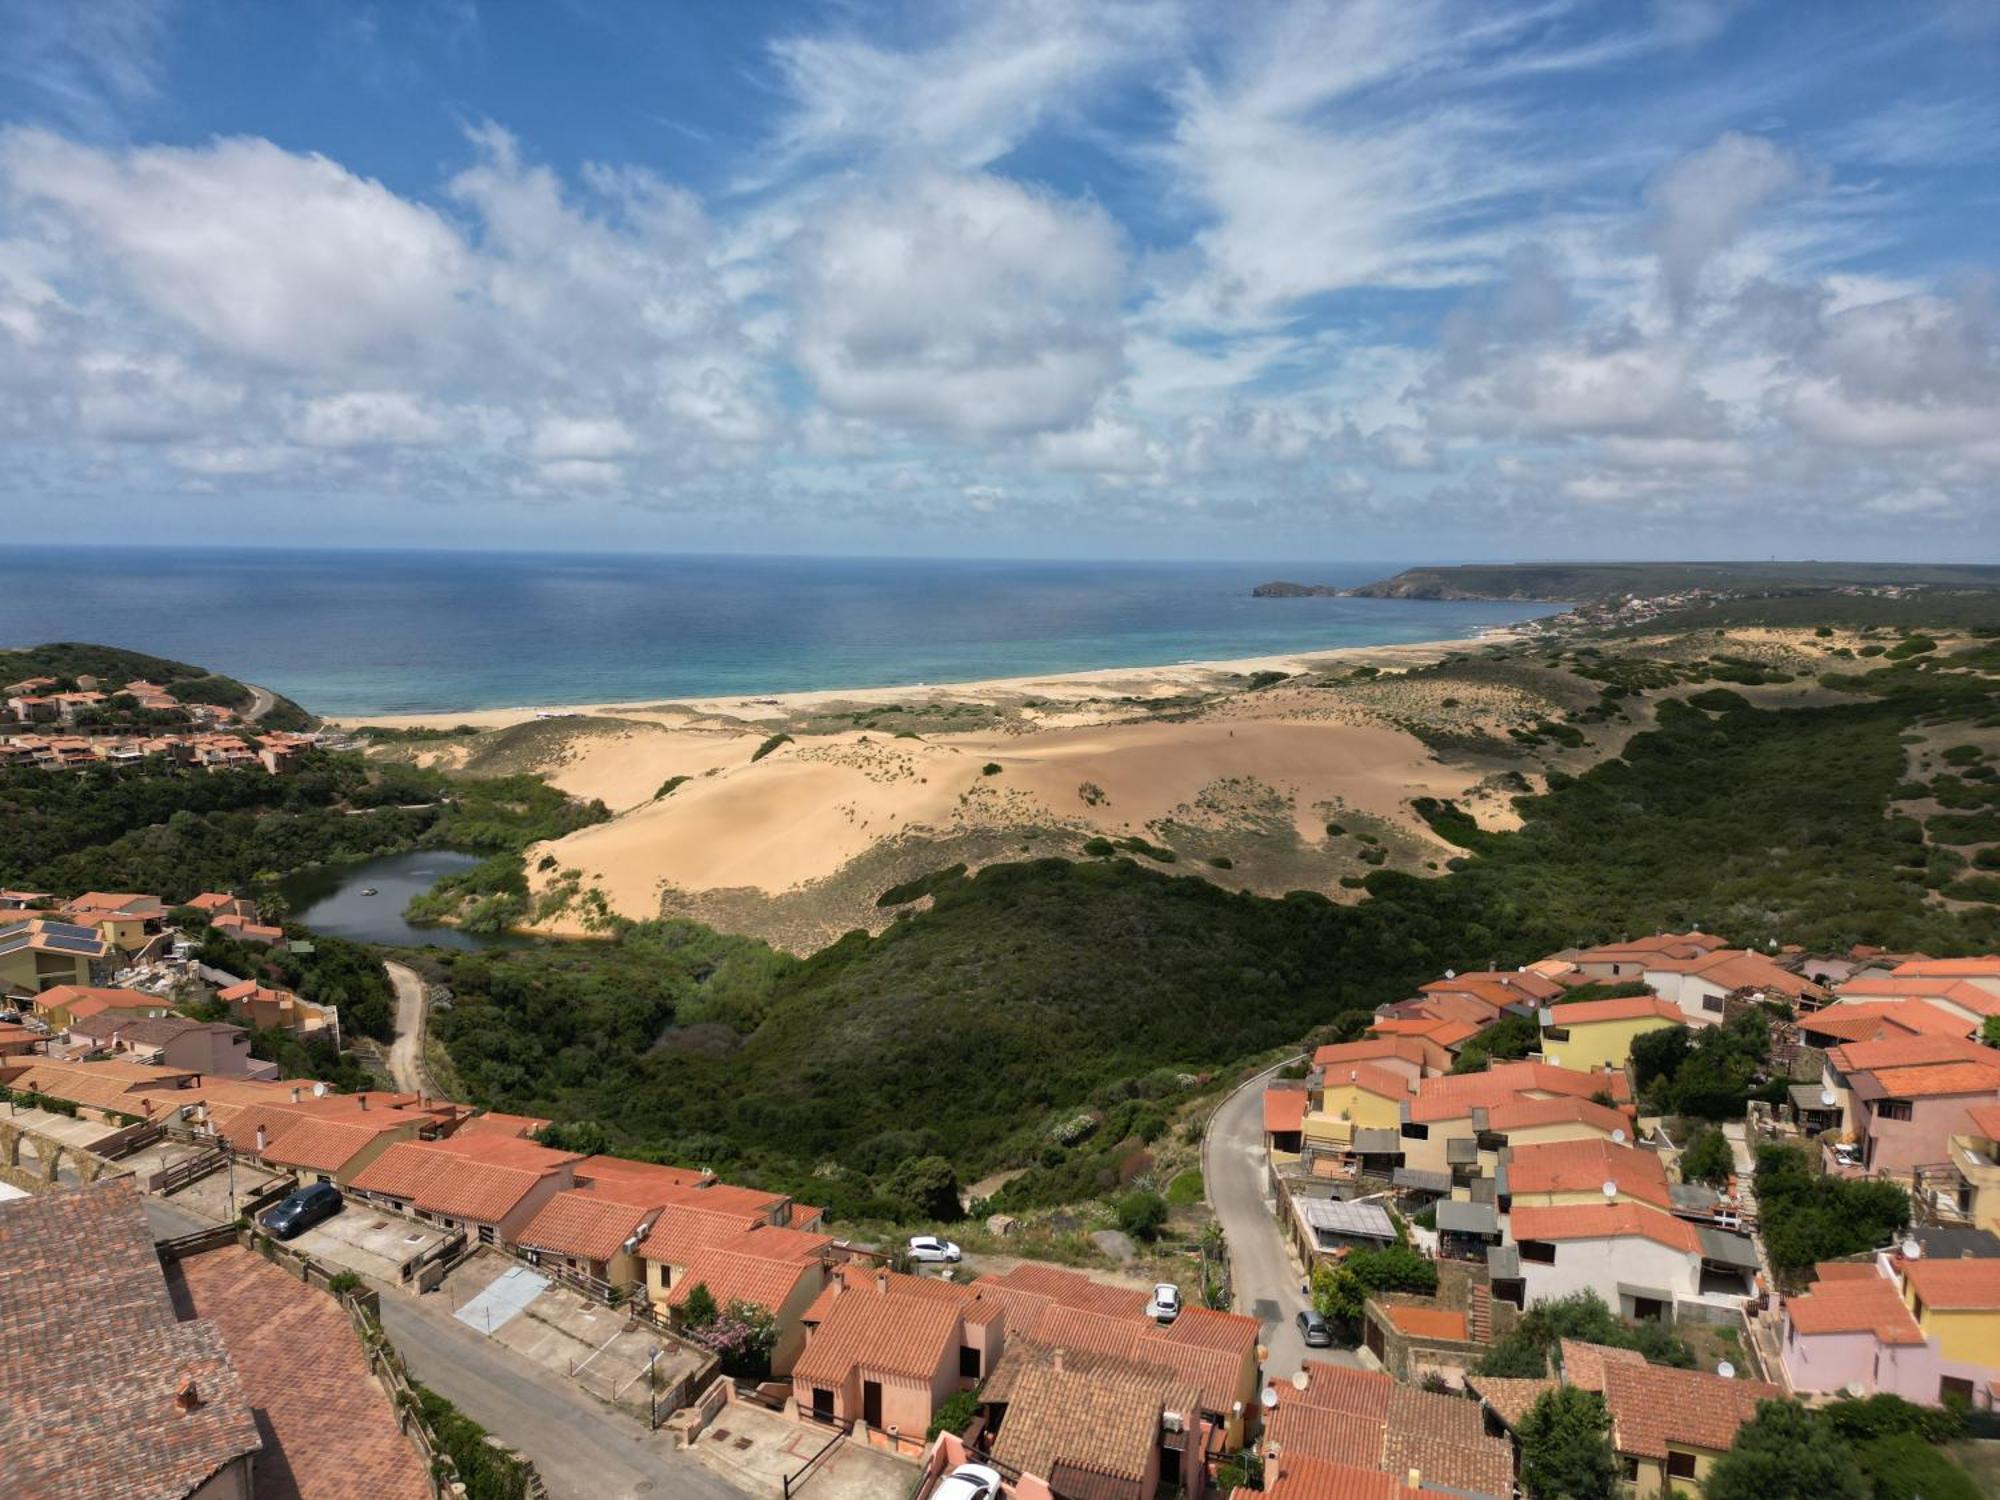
left=646, top=1347, right=662, bottom=1430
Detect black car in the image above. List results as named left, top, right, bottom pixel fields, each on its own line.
left=260, top=1181, right=343, bottom=1240
left=1296, top=1309, right=1335, bottom=1347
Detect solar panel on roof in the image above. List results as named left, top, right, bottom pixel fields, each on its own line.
left=43, top=935, right=103, bottom=954
left=42, top=921, right=98, bottom=940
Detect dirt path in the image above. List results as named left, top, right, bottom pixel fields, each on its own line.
left=384, top=960, right=439, bottom=1098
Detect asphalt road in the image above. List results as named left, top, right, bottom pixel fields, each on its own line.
left=242, top=681, right=279, bottom=721
left=1203, top=1057, right=1364, bottom=1382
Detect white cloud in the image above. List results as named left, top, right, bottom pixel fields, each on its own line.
left=794, top=172, right=1125, bottom=435
left=285, top=391, right=451, bottom=448
left=1645, top=132, right=1802, bottom=317
left=529, top=415, right=638, bottom=460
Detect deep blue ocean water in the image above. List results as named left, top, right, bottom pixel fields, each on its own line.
left=0, top=548, right=1563, bottom=715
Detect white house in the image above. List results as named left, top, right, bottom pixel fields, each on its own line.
left=1494, top=1201, right=1757, bottom=1322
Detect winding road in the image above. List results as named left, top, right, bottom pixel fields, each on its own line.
left=384, top=959, right=441, bottom=1099
left=1203, top=1055, right=1363, bottom=1381
left=241, top=681, right=279, bottom=722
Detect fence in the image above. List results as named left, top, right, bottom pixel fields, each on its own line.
left=783, top=1424, right=847, bottom=1500
left=153, top=1145, right=229, bottom=1196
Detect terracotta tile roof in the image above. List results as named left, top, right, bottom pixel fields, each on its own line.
left=1411, top=1060, right=1629, bottom=1124
left=1904, top=1257, right=2000, bottom=1311
left=0, top=1180, right=263, bottom=1500
left=165, top=1244, right=429, bottom=1499
left=1828, top=1035, right=1996, bottom=1072
left=1482, top=1095, right=1632, bottom=1136
left=455, top=1110, right=552, bottom=1138
left=350, top=1135, right=579, bottom=1223
left=1575, top=932, right=1727, bottom=961
left=1266, top=1086, right=1310, bottom=1133
left=983, top=1263, right=1151, bottom=1318
left=1465, top=1373, right=1558, bottom=1430
left=1384, top=1305, right=1468, bottom=1340
left=1599, top=1360, right=1780, bottom=1459
left=1802, top=1001, right=1973, bottom=1043
left=669, top=1248, right=822, bottom=1314
left=516, top=1189, right=655, bottom=1263
left=1785, top=1275, right=1925, bottom=1344
left=1510, top=1201, right=1698, bottom=1253
left=1835, top=977, right=2000, bottom=1016
left=1968, top=1103, right=2000, bottom=1140
left=1263, top=1455, right=1423, bottom=1500
left=638, top=1203, right=767, bottom=1266
left=1504, top=1139, right=1672, bottom=1210
left=791, top=1283, right=962, bottom=1385
left=1869, top=1061, right=2000, bottom=1098
left=811, top=1264, right=982, bottom=1323
left=986, top=1341, right=1200, bottom=1486
left=1557, top=1340, right=1645, bottom=1392
left=1661, top=949, right=1825, bottom=999
left=1891, top=957, right=2000, bottom=980
left=1008, top=1298, right=1254, bottom=1416
left=1811, top=1261, right=1882, bottom=1281
left=1313, top=1037, right=1430, bottom=1070
left=1151, top=1304, right=1260, bottom=1356
left=1269, top=1362, right=1512, bottom=1498
left=1321, top=1061, right=1415, bottom=1102
left=1546, top=995, right=1685, bottom=1026
left=249, top=1116, right=408, bottom=1174
left=32, top=984, right=157, bottom=1012
left=1427, top=970, right=1567, bottom=1002
left=186, top=892, right=237, bottom=911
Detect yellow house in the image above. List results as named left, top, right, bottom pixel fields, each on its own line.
left=1302, top=1062, right=1409, bottom=1151
left=1596, top=1353, right=1781, bottom=1497
left=1901, top=1257, right=2000, bottom=1372
left=1945, top=1104, right=2000, bottom=1235
left=29, top=984, right=167, bottom=1028
left=0, top=919, right=104, bottom=994
left=1539, top=994, right=1686, bottom=1073
left=1396, top=1061, right=1637, bottom=1178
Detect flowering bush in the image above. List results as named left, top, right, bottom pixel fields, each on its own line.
left=682, top=1296, right=778, bottom=1382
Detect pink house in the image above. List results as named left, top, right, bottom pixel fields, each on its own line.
left=1779, top=1261, right=1994, bottom=1409
left=1821, top=1036, right=2000, bottom=1181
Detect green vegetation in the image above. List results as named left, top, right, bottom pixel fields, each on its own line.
left=876, top=864, right=968, bottom=907
left=1680, top=1127, right=1735, bottom=1186
left=1705, top=1402, right=1873, bottom=1500
left=1165, top=1169, right=1204, bottom=1205
left=1347, top=561, right=2000, bottom=603
left=1628, top=1011, right=1775, bottom=1119
left=1310, top=1242, right=1438, bottom=1328
left=929, top=1389, right=980, bottom=1441
left=1116, top=1188, right=1168, bottom=1241
left=981, top=762, right=1002, bottom=776
left=750, top=733, right=792, bottom=762
left=194, top=925, right=399, bottom=1043
left=0, top=641, right=314, bottom=730
left=1755, top=1144, right=1911, bottom=1288
left=1518, top=1387, right=1618, bottom=1500
left=1449, top=1013, right=1539, bottom=1074
left=1477, top=1291, right=1693, bottom=1377
left=655, top=775, right=691, bottom=799
left=414, top=1381, right=538, bottom=1500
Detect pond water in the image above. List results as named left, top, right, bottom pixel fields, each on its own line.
left=278, top=849, right=530, bottom=951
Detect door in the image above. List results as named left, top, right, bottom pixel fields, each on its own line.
left=863, top=1380, right=883, bottom=1429
left=812, top=1386, right=834, bottom=1422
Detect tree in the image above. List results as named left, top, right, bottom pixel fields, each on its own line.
left=1629, top=1025, right=1692, bottom=1092
left=534, top=1119, right=609, bottom=1156
left=1311, top=1243, right=1439, bottom=1328
left=884, top=1154, right=964, bottom=1222
left=1982, top=1015, right=2000, bottom=1048
left=682, top=1298, right=780, bottom=1381
left=1518, top=1387, right=1618, bottom=1500
left=679, top=1281, right=718, bottom=1329
left=1681, top=1127, right=1734, bottom=1186
left=1116, top=1188, right=1169, bottom=1241
left=1854, top=1433, right=1980, bottom=1500
left=1705, top=1400, right=1869, bottom=1500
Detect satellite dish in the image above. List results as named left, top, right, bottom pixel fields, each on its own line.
left=1291, top=1370, right=1310, bottom=1392
left=1602, top=1181, right=1619, bottom=1198
left=1903, top=1238, right=1923, bottom=1260
left=1717, top=1361, right=1736, bottom=1380
left=1611, top=1128, right=1627, bottom=1144
left=313, top=1081, right=328, bottom=1098
left=1261, top=1387, right=1279, bottom=1410
left=1445, top=969, right=1456, bottom=980
left=1820, top=1089, right=1836, bottom=1107
left=1846, top=1381, right=1865, bottom=1399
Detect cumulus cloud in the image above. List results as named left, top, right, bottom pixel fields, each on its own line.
left=793, top=172, right=1126, bottom=435
left=1646, top=132, right=1802, bottom=317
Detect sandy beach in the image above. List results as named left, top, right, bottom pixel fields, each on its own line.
left=331, top=629, right=1527, bottom=730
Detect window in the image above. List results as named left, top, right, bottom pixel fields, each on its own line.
left=1519, top=1240, right=1556, bottom=1264
left=1401, top=1122, right=1430, bottom=1140
left=960, top=1346, right=980, bottom=1379
left=1622, top=1457, right=1640, bottom=1482
left=1667, top=1452, right=1698, bottom=1480
left=478, top=1224, right=495, bottom=1244
left=1543, top=1026, right=1570, bottom=1043
left=1878, top=1100, right=1913, bottom=1122
left=1702, top=994, right=1724, bottom=1014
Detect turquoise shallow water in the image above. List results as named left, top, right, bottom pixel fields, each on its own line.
left=0, top=548, right=1563, bottom=716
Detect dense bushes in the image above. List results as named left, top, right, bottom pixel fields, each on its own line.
left=1477, top=1291, right=1692, bottom=1377
left=1755, top=1144, right=1910, bottom=1287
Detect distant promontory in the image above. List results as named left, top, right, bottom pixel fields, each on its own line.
left=1260, top=561, right=2000, bottom=604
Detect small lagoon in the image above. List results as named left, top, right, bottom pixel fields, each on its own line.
left=278, top=849, right=531, bottom=951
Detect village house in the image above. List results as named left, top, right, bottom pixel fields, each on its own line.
left=215, top=978, right=341, bottom=1044
left=348, top=1132, right=585, bottom=1245
left=209, top=912, right=287, bottom=945
left=222, top=1088, right=465, bottom=1185
left=1496, top=1198, right=1759, bottom=1320
left=1641, top=947, right=1828, bottom=1020
left=63, top=892, right=171, bottom=962
left=0, top=917, right=106, bottom=994
left=27, top=983, right=173, bottom=1029
left=1497, top=1137, right=1674, bottom=1215
left=1538, top=994, right=1688, bottom=1072
left=1831, top=971, right=2000, bottom=1032
left=1893, top=1252, right=2000, bottom=1393
left=66, top=1011, right=276, bottom=1079
left=1392, top=1061, right=1635, bottom=1186
left=1565, top=932, right=1730, bottom=982
left=1800, top=998, right=1978, bottom=1048
left=1259, top=1360, right=1514, bottom=1500
left=661, top=1223, right=836, bottom=1374
left=1779, top=1258, right=1997, bottom=1408
left=1937, top=1103, right=2000, bottom=1234
left=635, top=1168, right=807, bottom=1304
left=186, top=891, right=259, bottom=922
left=1590, top=1348, right=1781, bottom=1495
left=1819, top=1034, right=2000, bottom=1180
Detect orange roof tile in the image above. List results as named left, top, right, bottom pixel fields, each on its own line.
left=1557, top=1340, right=1644, bottom=1392
left=791, top=1284, right=961, bottom=1385
left=1384, top=1305, right=1468, bottom=1341
left=1322, top=1061, right=1416, bottom=1102
left=1967, top=1104, right=2000, bottom=1140
left=1482, top=1095, right=1633, bottom=1136
left=1508, top=1201, right=1698, bottom=1253
left=349, top=1135, right=579, bottom=1223
left=1829, top=1035, right=1996, bottom=1072
left=1868, top=1061, right=2000, bottom=1098
left=1891, top=957, right=2000, bottom=979
left=637, top=1203, right=766, bottom=1265
left=1266, top=1087, right=1310, bottom=1133
left=1546, top=995, right=1685, bottom=1027
left=1903, top=1257, right=2000, bottom=1311
left=1504, top=1139, right=1672, bottom=1210
left=668, top=1248, right=822, bottom=1314
left=1785, top=1276, right=1925, bottom=1344
left=983, top=1341, right=1201, bottom=1488
left=515, top=1189, right=653, bottom=1263
left=1599, top=1361, right=1780, bottom=1460
left=1836, top=977, right=2000, bottom=1016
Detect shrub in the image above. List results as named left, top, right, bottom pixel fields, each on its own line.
left=928, top=1389, right=981, bottom=1440
left=1519, top=1387, right=1618, bottom=1500
left=750, top=733, right=793, bottom=762
left=655, top=775, right=691, bottom=799
left=1681, top=1128, right=1734, bottom=1185
left=1081, top=837, right=1116, bottom=857
left=981, top=763, right=1002, bottom=776
left=1116, top=1189, right=1169, bottom=1241
left=1166, top=1169, right=1204, bottom=1206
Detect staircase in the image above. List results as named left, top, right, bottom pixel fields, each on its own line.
left=1467, top=1284, right=1492, bottom=1345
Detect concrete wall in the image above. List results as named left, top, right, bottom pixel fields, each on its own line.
left=1514, top=1234, right=1699, bottom=1314
left=1539, top=1015, right=1680, bottom=1073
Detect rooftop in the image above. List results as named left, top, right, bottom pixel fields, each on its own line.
left=1267, top=1360, right=1514, bottom=1499
left=1503, top=1138, right=1672, bottom=1211
left=1902, top=1256, right=2000, bottom=1311
left=1785, top=1272, right=1925, bottom=1345
left=1599, top=1360, right=1781, bottom=1459
left=1509, top=1201, right=1699, bottom=1253
left=985, top=1341, right=1200, bottom=1488
left=1544, top=994, right=1685, bottom=1026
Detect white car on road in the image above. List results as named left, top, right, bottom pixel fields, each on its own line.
left=1146, top=1283, right=1181, bottom=1322
left=907, top=1235, right=963, bottom=1263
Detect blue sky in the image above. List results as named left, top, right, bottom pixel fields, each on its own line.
left=1, top=0, right=1997, bottom=561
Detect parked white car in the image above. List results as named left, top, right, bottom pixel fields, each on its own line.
left=907, top=1235, right=963, bottom=1263
left=1146, top=1282, right=1181, bottom=1322
left=931, top=1463, right=1004, bottom=1500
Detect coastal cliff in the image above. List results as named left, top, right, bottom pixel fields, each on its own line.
left=1249, top=580, right=1343, bottom=597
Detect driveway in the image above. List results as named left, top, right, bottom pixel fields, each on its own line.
left=1202, top=1057, right=1364, bottom=1381
left=384, top=960, right=439, bottom=1098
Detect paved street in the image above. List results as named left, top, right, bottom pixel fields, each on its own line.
left=1202, top=1057, right=1364, bottom=1381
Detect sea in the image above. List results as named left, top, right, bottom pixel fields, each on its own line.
left=0, top=548, right=1565, bottom=716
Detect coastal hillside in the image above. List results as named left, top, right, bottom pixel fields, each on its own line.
left=0, top=641, right=315, bottom=730
left=1338, top=560, right=2000, bottom=602
left=348, top=615, right=1969, bottom=951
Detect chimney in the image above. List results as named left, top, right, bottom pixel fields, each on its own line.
left=875, top=1268, right=888, bottom=1295
left=1407, top=1471, right=1421, bottom=1490
left=357, top=1092, right=368, bottom=1112
left=255, top=1125, right=268, bottom=1153
left=289, top=1086, right=302, bottom=1104
left=176, top=1378, right=203, bottom=1412
left=1052, top=1349, right=1064, bottom=1373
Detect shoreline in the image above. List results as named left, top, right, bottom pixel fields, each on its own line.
left=331, top=626, right=1534, bottom=730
